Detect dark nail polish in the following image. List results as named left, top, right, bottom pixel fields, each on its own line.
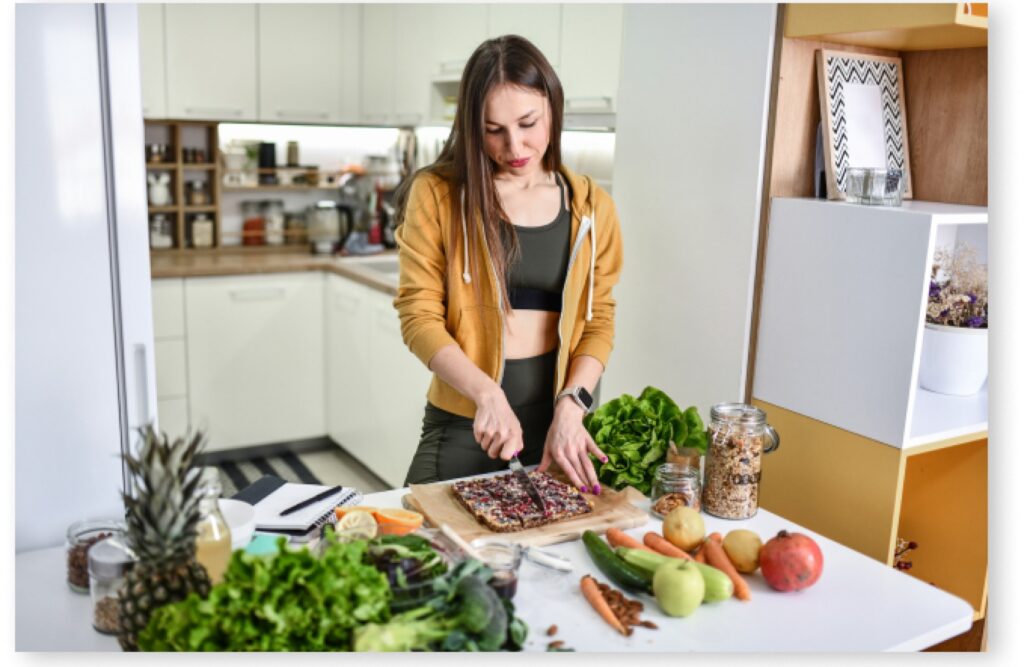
left=601, top=457, right=608, bottom=463
left=580, top=485, right=589, bottom=493
left=595, top=484, right=602, bottom=495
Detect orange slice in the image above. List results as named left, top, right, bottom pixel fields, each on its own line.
left=372, top=508, right=424, bottom=536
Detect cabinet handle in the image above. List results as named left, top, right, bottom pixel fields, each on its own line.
left=438, top=59, right=466, bottom=75
left=334, top=293, right=358, bottom=314
left=275, top=110, right=330, bottom=121
left=229, top=287, right=286, bottom=302
left=133, top=343, right=151, bottom=430
left=361, top=113, right=390, bottom=125
left=184, top=106, right=244, bottom=118
left=565, top=96, right=613, bottom=112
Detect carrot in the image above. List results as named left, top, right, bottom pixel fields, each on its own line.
left=643, top=532, right=694, bottom=561
left=704, top=532, right=751, bottom=601
left=694, top=541, right=707, bottom=564
left=607, top=528, right=658, bottom=554
left=580, top=575, right=629, bottom=636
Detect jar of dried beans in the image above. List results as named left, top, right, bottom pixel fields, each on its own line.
left=701, top=403, right=780, bottom=520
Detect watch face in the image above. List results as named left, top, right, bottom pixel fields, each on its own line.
left=577, top=387, right=594, bottom=410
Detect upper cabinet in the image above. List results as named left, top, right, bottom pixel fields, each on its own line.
left=392, top=5, right=436, bottom=126
left=429, top=4, right=489, bottom=75
left=487, top=3, right=562, bottom=69
left=257, top=4, right=360, bottom=124
left=165, top=4, right=257, bottom=121
left=138, top=4, right=166, bottom=119
left=360, top=3, right=394, bottom=124
left=559, top=4, right=623, bottom=113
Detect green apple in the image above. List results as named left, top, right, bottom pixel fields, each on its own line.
left=653, top=560, right=705, bottom=617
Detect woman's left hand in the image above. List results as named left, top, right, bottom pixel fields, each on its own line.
left=538, top=400, right=607, bottom=494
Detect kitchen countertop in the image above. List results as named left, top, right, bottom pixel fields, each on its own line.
left=150, top=249, right=400, bottom=296
left=15, top=485, right=973, bottom=652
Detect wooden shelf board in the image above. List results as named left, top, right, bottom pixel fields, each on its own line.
left=146, top=162, right=176, bottom=170
left=148, top=206, right=178, bottom=214
left=184, top=206, right=217, bottom=213
left=905, top=385, right=988, bottom=451
left=181, top=163, right=217, bottom=171
left=221, top=185, right=340, bottom=192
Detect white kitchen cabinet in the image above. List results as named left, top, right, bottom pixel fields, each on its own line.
left=559, top=4, right=623, bottom=113
left=366, top=290, right=431, bottom=487
left=487, top=3, right=561, bottom=68
left=360, top=4, right=395, bottom=124
left=138, top=3, right=166, bottom=118
left=157, top=397, right=190, bottom=439
left=185, top=272, right=325, bottom=451
left=165, top=4, right=257, bottom=121
left=258, top=4, right=360, bottom=124
left=325, top=274, right=375, bottom=467
left=154, top=339, right=188, bottom=398
left=151, top=278, right=185, bottom=339
left=429, top=4, right=489, bottom=75
left=392, top=5, right=437, bottom=126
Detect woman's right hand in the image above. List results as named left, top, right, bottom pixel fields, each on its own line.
left=473, top=386, right=524, bottom=460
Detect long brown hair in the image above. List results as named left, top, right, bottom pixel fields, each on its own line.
left=394, top=34, right=565, bottom=311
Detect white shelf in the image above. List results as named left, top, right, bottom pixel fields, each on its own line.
left=906, top=384, right=988, bottom=450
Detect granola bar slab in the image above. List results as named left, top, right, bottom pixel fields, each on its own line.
left=451, top=471, right=593, bottom=533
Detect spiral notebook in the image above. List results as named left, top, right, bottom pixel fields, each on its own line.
left=233, top=475, right=362, bottom=542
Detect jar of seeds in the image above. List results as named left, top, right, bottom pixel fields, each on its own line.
left=88, top=536, right=136, bottom=634
left=66, top=519, right=126, bottom=593
left=701, top=403, right=780, bottom=520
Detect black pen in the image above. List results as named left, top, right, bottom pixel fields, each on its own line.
left=279, top=486, right=342, bottom=517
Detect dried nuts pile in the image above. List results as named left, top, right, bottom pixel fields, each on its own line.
left=594, top=579, right=658, bottom=636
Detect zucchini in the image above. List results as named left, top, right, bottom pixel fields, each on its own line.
left=581, top=530, right=653, bottom=594
left=616, top=547, right=734, bottom=603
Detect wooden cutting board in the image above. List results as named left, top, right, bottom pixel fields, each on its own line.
left=405, top=479, right=649, bottom=547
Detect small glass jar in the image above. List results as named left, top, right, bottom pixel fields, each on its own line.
left=469, top=538, right=522, bottom=601
left=187, top=180, right=210, bottom=206
left=285, top=211, right=307, bottom=245
left=241, top=201, right=265, bottom=246
left=262, top=199, right=285, bottom=246
left=88, top=536, right=136, bottom=634
left=149, top=214, right=173, bottom=250
left=191, top=213, right=214, bottom=248
left=701, top=403, right=780, bottom=520
left=66, top=519, right=126, bottom=594
left=650, top=463, right=701, bottom=517
left=194, top=467, right=232, bottom=585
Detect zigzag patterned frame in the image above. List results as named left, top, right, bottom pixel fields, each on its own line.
left=816, top=50, right=913, bottom=201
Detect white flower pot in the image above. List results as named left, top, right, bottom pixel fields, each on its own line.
left=918, top=323, right=988, bottom=396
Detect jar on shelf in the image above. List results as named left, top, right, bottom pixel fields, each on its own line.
left=88, top=536, right=136, bottom=635
left=262, top=199, right=285, bottom=246
left=650, top=463, right=701, bottom=517
left=191, top=213, right=214, bottom=249
left=194, top=467, right=232, bottom=585
left=149, top=214, right=174, bottom=249
left=66, top=519, right=126, bottom=594
left=701, top=403, right=780, bottom=520
left=187, top=180, right=210, bottom=206
left=241, top=200, right=264, bottom=246
left=285, top=211, right=307, bottom=245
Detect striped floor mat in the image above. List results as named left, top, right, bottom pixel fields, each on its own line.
left=215, top=452, right=323, bottom=498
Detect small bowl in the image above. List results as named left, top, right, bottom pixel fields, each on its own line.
left=218, top=498, right=256, bottom=550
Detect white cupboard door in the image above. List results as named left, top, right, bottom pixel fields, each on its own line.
left=486, top=4, right=561, bottom=68
left=157, top=398, right=190, bottom=439
left=325, top=276, right=374, bottom=463
left=429, top=4, right=489, bottom=77
left=154, top=339, right=188, bottom=399
left=165, top=4, right=257, bottom=120
left=138, top=3, right=166, bottom=118
left=258, top=4, right=344, bottom=123
left=368, top=294, right=430, bottom=488
left=185, top=273, right=325, bottom=451
left=392, top=5, right=436, bottom=126
left=559, top=4, right=623, bottom=112
left=337, top=4, right=362, bottom=123
left=360, top=4, right=395, bottom=124
left=151, top=278, right=185, bottom=339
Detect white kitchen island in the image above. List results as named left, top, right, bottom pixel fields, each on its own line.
left=16, top=487, right=973, bottom=652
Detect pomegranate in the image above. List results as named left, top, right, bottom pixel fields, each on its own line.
left=759, top=530, right=824, bottom=592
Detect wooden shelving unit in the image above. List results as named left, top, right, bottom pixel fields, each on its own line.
left=144, top=120, right=221, bottom=251
left=747, top=3, right=989, bottom=631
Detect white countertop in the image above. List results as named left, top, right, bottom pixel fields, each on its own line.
left=16, top=487, right=973, bottom=652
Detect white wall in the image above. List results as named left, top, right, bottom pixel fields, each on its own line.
left=602, top=4, right=777, bottom=414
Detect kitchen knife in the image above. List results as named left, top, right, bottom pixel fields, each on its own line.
left=509, top=455, right=548, bottom=516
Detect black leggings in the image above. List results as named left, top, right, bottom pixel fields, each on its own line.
left=403, top=350, right=556, bottom=485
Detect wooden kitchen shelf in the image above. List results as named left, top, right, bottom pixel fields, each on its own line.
left=785, top=3, right=987, bottom=51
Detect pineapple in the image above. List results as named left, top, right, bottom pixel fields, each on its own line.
left=117, top=425, right=212, bottom=651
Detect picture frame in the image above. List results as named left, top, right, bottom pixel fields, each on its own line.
left=816, top=49, right=913, bottom=200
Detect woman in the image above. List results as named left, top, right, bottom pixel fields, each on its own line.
left=393, top=35, right=624, bottom=494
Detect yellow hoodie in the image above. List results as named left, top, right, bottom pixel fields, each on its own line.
left=393, top=164, right=624, bottom=419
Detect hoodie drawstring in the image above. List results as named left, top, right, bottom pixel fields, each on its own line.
left=586, top=207, right=595, bottom=322
left=460, top=189, right=471, bottom=284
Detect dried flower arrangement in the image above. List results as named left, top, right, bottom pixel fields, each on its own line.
left=926, top=242, right=988, bottom=329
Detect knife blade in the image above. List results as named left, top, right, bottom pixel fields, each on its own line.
left=509, top=455, right=548, bottom=516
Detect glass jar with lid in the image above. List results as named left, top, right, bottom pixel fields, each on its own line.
left=650, top=463, right=701, bottom=517
left=88, top=536, right=136, bottom=634
left=241, top=200, right=264, bottom=246
left=701, top=403, right=780, bottom=520
left=191, top=213, right=214, bottom=248
left=262, top=199, right=285, bottom=246
left=194, top=467, right=232, bottom=585
left=149, top=214, right=173, bottom=249
left=187, top=180, right=210, bottom=206
left=66, top=518, right=126, bottom=593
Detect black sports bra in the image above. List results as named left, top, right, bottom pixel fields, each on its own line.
left=501, top=174, right=572, bottom=312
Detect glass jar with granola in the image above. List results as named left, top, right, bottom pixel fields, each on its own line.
left=701, top=403, right=780, bottom=520
left=650, top=463, right=701, bottom=517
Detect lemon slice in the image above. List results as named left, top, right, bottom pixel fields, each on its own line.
left=336, top=509, right=378, bottom=540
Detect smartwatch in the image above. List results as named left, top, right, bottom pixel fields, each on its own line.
left=556, top=385, right=595, bottom=413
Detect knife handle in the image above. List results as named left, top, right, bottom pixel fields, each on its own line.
left=524, top=546, right=573, bottom=572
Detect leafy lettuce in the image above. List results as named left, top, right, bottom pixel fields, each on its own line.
left=584, top=386, right=707, bottom=494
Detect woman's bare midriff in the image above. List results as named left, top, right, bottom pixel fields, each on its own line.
left=504, top=309, right=560, bottom=358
